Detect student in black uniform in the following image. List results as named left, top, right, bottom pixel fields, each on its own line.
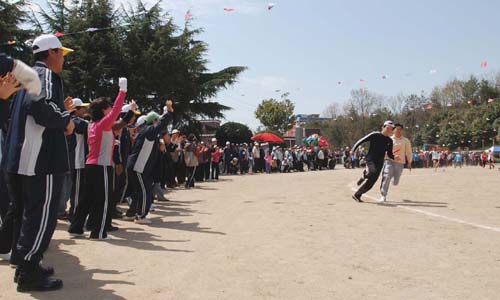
left=2, top=34, right=74, bottom=292
left=125, top=100, right=174, bottom=224
left=351, top=120, right=395, bottom=203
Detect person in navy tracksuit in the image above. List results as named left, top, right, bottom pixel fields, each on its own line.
left=125, top=100, right=174, bottom=224
left=2, top=34, right=74, bottom=292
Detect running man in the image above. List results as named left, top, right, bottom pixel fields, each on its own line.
left=352, top=121, right=395, bottom=202
left=379, top=123, right=412, bottom=202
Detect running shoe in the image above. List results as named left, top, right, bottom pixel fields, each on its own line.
left=352, top=194, right=363, bottom=203
left=134, top=217, right=152, bottom=225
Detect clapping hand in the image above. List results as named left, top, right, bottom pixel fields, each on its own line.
left=0, top=73, right=21, bottom=100
left=64, top=96, right=76, bottom=112
left=165, top=99, right=174, bottom=113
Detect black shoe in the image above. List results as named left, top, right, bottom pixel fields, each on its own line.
left=356, top=177, right=365, bottom=186
left=14, top=263, right=54, bottom=283
left=111, top=210, right=123, bottom=219
left=106, top=225, right=119, bottom=232
left=17, top=268, right=63, bottom=292
left=68, top=227, right=85, bottom=238
left=352, top=194, right=363, bottom=203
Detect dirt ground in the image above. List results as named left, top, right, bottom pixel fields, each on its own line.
left=1, top=165, right=500, bottom=300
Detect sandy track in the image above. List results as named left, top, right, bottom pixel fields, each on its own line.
left=1, top=166, right=499, bottom=300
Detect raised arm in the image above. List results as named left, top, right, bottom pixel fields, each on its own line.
left=99, top=78, right=127, bottom=130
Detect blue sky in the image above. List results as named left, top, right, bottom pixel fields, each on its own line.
left=33, top=0, right=500, bottom=129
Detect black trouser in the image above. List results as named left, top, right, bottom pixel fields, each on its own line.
left=126, top=169, right=153, bottom=218
left=69, top=165, right=113, bottom=239
left=6, top=172, right=63, bottom=268
left=69, top=168, right=86, bottom=221
left=204, top=162, right=211, bottom=180
left=355, top=160, right=384, bottom=197
left=186, top=166, right=196, bottom=187
left=211, top=161, right=220, bottom=179
left=195, top=163, right=205, bottom=181
left=112, top=168, right=128, bottom=209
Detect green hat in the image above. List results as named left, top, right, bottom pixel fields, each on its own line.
left=145, top=111, right=160, bottom=124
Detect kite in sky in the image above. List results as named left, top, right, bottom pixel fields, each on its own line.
left=224, top=8, right=235, bottom=12
left=185, top=10, right=193, bottom=21
left=429, top=69, right=437, bottom=75
left=481, top=61, right=488, bottom=68
left=381, top=74, right=388, bottom=80
left=267, top=3, right=275, bottom=10
left=337, top=81, right=343, bottom=85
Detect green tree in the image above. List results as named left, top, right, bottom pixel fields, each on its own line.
left=255, top=92, right=295, bottom=134
left=215, top=122, right=253, bottom=145
left=0, top=0, right=34, bottom=61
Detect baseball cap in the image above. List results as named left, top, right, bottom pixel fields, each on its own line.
left=172, top=129, right=180, bottom=134
left=72, top=98, right=89, bottom=107
left=211, top=138, right=217, bottom=142
left=145, top=111, right=160, bottom=124
left=383, top=120, right=395, bottom=128
left=121, top=103, right=141, bottom=115
left=32, top=34, right=73, bottom=56
left=135, top=115, right=147, bottom=127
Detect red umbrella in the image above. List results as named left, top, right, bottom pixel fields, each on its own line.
left=318, top=136, right=330, bottom=147
left=251, top=132, right=284, bottom=143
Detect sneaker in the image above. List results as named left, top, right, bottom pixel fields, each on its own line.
left=89, top=235, right=112, bottom=241
left=122, top=215, right=136, bottom=221
left=356, top=177, right=365, bottom=186
left=106, top=225, right=119, bottom=232
left=68, top=228, right=85, bottom=238
left=134, top=217, right=152, bottom=225
left=0, top=252, right=11, bottom=261
left=352, top=194, right=363, bottom=203
left=378, top=196, right=386, bottom=203
left=14, top=263, right=54, bottom=283
left=16, top=268, right=63, bottom=293
left=150, top=204, right=156, bottom=212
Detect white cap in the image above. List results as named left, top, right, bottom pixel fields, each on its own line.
left=172, top=129, right=180, bottom=134
left=72, top=98, right=89, bottom=107
left=32, top=34, right=73, bottom=56
left=211, top=138, right=217, bottom=142
left=383, top=120, right=395, bottom=128
left=226, top=141, right=230, bottom=145
left=135, top=115, right=147, bottom=127
left=121, top=103, right=141, bottom=115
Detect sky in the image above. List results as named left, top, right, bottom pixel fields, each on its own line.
left=32, top=0, right=500, bottom=130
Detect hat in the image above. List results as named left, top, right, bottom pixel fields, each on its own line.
left=32, top=34, right=73, bottom=56
left=383, top=120, right=395, bottom=128
left=172, top=129, right=180, bottom=134
left=145, top=111, right=160, bottom=124
left=226, top=141, right=230, bottom=145
left=135, top=115, right=147, bottom=127
left=121, top=104, right=141, bottom=115
left=211, top=138, right=217, bottom=142
left=72, top=98, right=89, bottom=108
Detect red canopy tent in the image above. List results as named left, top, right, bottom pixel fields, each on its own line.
left=251, top=132, right=284, bottom=143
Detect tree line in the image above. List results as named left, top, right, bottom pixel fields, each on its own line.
left=311, top=74, right=500, bottom=150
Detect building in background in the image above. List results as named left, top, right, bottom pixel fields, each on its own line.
left=198, top=120, right=221, bottom=143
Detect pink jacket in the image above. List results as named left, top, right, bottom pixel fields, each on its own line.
left=86, top=91, right=126, bottom=166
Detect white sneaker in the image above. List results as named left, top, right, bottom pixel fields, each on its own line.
left=89, top=236, right=112, bottom=241
left=122, top=215, right=136, bottom=221
left=378, top=196, right=386, bottom=203
left=150, top=204, right=156, bottom=212
left=134, top=217, right=152, bottom=225
left=0, top=252, right=11, bottom=261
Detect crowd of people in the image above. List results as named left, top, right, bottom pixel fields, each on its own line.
left=0, top=34, right=341, bottom=293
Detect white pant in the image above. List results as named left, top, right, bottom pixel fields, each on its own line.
left=380, top=160, right=404, bottom=197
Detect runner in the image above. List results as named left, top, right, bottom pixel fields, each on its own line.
left=352, top=121, right=395, bottom=202
left=379, top=123, right=412, bottom=202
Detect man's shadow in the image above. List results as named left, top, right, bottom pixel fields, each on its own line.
left=26, top=239, right=134, bottom=300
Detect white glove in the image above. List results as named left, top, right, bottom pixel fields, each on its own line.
left=11, top=60, right=41, bottom=96
left=118, top=77, right=127, bottom=92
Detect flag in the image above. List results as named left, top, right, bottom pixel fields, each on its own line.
left=223, top=8, right=235, bottom=12
left=54, top=32, right=65, bottom=37
left=184, top=10, right=193, bottom=21
left=481, top=61, right=488, bottom=68
left=86, top=27, right=98, bottom=32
